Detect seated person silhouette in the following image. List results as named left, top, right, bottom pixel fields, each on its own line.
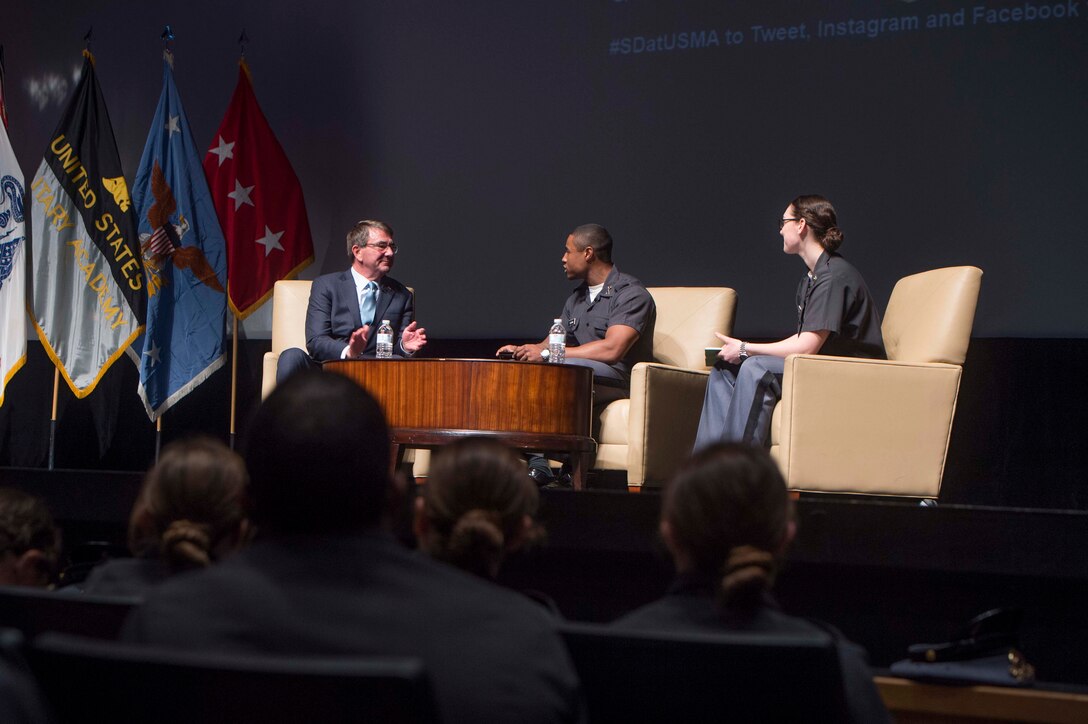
left=122, top=372, right=580, bottom=724
left=414, top=437, right=543, bottom=581
left=0, top=488, right=60, bottom=588
left=82, top=437, right=250, bottom=598
left=612, top=443, right=889, bottom=724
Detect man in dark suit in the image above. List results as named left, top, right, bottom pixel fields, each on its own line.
left=122, top=372, right=581, bottom=724
left=276, top=219, right=427, bottom=383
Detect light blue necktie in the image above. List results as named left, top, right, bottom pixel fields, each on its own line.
left=359, top=281, right=377, bottom=327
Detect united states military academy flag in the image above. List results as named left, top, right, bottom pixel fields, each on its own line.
left=0, top=48, right=28, bottom=406
left=29, top=51, right=145, bottom=398
left=129, top=51, right=226, bottom=420
left=204, top=60, right=313, bottom=320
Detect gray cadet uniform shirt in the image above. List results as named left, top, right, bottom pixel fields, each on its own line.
left=560, top=266, right=656, bottom=380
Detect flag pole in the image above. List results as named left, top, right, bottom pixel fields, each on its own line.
left=48, top=369, right=59, bottom=470
left=230, top=315, right=239, bottom=450
left=228, top=27, right=248, bottom=453
left=227, top=29, right=249, bottom=452
left=152, top=25, right=172, bottom=468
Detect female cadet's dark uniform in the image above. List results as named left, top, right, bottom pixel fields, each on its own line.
left=693, top=250, right=884, bottom=450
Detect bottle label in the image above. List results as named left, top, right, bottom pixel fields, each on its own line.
left=378, top=334, right=393, bottom=345
left=549, top=333, right=565, bottom=345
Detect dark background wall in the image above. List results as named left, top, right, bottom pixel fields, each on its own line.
left=5, top=0, right=1087, bottom=339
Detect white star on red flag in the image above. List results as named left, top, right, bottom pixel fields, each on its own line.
left=227, top=179, right=254, bottom=210
left=207, top=135, right=234, bottom=166
left=255, top=226, right=285, bottom=257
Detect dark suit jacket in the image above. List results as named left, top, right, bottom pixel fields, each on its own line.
left=611, top=574, right=890, bottom=724
left=122, top=532, right=581, bottom=724
left=305, top=271, right=415, bottom=360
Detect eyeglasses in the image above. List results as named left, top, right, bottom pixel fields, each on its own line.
left=779, top=217, right=801, bottom=230
left=362, top=242, right=398, bottom=254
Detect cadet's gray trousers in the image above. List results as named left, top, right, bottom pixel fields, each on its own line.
left=693, top=355, right=784, bottom=452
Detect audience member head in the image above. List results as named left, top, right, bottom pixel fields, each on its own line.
left=660, top=444, right=795, bottom=613
left=789, top=194, right=843, bottom=252
left=128, top=437, right=249, bottom=573
left=415, top=438, right=541, bottom=579
left=569, top=223, right=614, bottom=264
left=245, top=371, right=391, bottom=536
left=0, top=488, right=60, bottom=587
left=345, top=219, right=394, bottom=258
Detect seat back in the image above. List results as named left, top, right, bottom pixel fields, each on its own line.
left=0, top=627, right=49, bottom=724
left=269, top=279, right=314, bottom=355
left=882, top=266, right=982, bottom=365
left=647, top=287, right=737, bottom=369
left=0, top=585, right=138, bottom=641
left=29, top=633, right=439, bottom=724
left=559, top=621, right=848, bottom=722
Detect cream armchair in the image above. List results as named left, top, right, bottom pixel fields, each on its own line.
left=595, top=287, right=737, bottom=490
left=770, top=266, right=983, bottom=499
left=262, top=280, right=313, bottom=400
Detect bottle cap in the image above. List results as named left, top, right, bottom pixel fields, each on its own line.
left=554, top=318, right=562, bottom=323
left=382, top=320, right=390, bottom=324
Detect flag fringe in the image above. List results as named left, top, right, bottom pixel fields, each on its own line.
left=229, top=253, right=314, bottom=320
left=28, top=307, right=144, bottom=399
left=137, top=353, right=227, bottom=421
left=0, top=352, right=26, bottom=407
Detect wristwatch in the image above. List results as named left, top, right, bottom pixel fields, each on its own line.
left=738, top=341, right=748, bottom=360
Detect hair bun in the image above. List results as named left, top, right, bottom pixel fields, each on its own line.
left=161, top=519, right=212, bottom=570
left=821, top=226, right=844, bottom=252
left=446, top=509, right=505, bottom=578
left=720, top=545, right=776, bottom=609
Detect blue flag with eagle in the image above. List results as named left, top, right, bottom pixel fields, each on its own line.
left=130, top=51, right=226, bottom=420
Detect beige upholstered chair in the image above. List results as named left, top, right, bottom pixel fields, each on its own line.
left=595, top=287, right=737, bottom=490
left=769, top=266, right=982, bottom=499
left=262, top=280, right=314, bottom=400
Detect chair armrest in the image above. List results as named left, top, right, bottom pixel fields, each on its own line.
left=776, top=354, right=962, bottom=497
left=626, top=363, right=711, bottom=488
left=261, top=352, right=280, bottom=401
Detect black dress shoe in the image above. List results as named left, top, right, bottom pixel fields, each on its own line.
left=541, top=473, right=573, bottom=490
left=527, top=456, right=556, bottom=487
left=528, top=466, right=556, bottom=487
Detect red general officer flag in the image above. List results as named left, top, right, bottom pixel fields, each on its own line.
left=204, top=60, right=313, bottom=320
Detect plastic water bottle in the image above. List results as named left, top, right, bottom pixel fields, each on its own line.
left=548, top=318, right=566, bottom=364
left=376, top=320, right=394, bottom=359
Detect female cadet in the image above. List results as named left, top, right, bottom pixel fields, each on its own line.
left=414, top=437, right=542, bottom=581
left=82, top=437, right=249, bottom=596
left=612, top=443, right=890, bottom=723
left=693, top=194, right=884, bottom=451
